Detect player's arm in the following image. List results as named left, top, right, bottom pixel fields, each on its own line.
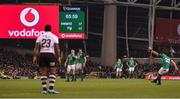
left=54, top=43, right=61, bottom=64
left=64, top=57, right=68, bottom=67
left=121, top=63, right=123, bottom=69
left=135, top=61, right=138, bottom=67
left=170, top=60, right=179, bottom=71
left=72, top=53, right=77, bottom=59
left=33, top=42, right=40, bottom=64
left=148, top=47, right=160, bottom=57
left=83, top=56, right=87, bottom=67
left=54, top=37, right=61, bottom=64
left=114, top=63, right=117, bottom=69
left=126, top=61, right=129, bottom=67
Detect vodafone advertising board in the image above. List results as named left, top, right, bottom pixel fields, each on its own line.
left=0, top=5, right=59, bottom=39
left=0, top=5, right=86, bottom=39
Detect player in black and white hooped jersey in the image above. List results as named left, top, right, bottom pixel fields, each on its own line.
left=33, top=25, right=61, bottom=94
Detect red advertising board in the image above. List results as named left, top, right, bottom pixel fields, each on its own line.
left=59, top=33, right=85, bottom=39
left=0, top=5, right=59, bottom=39
left=156, top=18, right=180, bottom=44
left=145, top=75, right=180, bottom=80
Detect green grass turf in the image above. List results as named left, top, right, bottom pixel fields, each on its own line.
left=0, top=79, right=180, bottom=98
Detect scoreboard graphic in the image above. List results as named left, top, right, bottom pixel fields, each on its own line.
left=59, top=6, right=86, bottom=39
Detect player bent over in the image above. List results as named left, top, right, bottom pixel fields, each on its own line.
left=127, top=57, right=137, bottom=78
left=33, top=25, right=61, bottom=94
left=148, top=47, right=178, bottom=85
left=75, top=49, right=87, bottom=81
left=64, top=49, right=77, bottom=82
left=114, top=58, right=123, bottom=78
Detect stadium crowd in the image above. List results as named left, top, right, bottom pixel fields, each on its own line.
left=85, top=61, right=180, bottom=78
left=0, top=48, right=38, bottom=79
left=0, top=48, right=180, bottom=79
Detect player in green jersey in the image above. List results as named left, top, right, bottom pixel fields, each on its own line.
left=148, top=47, right=178, bottom=85
left=126, top=57, right=138, bottom=78
left=64, top=49, right=77, bottom=82
left=76, top=49, right=87, bottom=81
left=114, top=58, right=123, bottom=78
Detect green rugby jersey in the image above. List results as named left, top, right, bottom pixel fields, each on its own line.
left=67, top=54, right=77, bottom=65
left=127, top=59, right=137, bottom=67
left=115, top=60, right=123, bottom=68
left=160, top=54, right=171, bottom=69
left=77, top=52, right=85, bottom=64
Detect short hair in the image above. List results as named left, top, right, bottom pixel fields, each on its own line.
left=45, top=25, right=51, bottom=32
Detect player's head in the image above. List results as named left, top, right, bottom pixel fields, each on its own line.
left=118, top=58, right=121, bottom=61
left=79, top=49, right=82, bottom=53
left=45, top=25, right=51, bottom=32
left=71, top=49, right=75, bottom=54
left=123, top=55, right=127, bottom=58
left=130, top=57, right=133, bottom=60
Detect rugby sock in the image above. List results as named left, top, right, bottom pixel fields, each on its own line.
left=49, top=74, right=56, bottom=90
left=128, top=73, right=130, bottom=78
left=157, top=74, right=162, bottom=84
left=67, top=74, right=70, bottom=81
left=129, top=73, right=132, bottom=78
left=72, top=74, right=75, bottom=81
left=41, top=76, right=47, bottom=91
left=74, top=73, right=78, bottom=81
left=79, top=70, right=83, bottom=81
left=119, top=73, right=122, bottom=78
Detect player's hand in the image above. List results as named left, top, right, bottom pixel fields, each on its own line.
left=148, top=47, right=152, bottom=51
left=175, top=67, right=179, bottom=71
left=33, top=56, right=37, bottom=64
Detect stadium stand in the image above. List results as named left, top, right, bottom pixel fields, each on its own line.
left=0, top=48, right=38, bottom=79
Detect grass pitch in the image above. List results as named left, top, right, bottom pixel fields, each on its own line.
left=0, top=79, right=180, bottom=98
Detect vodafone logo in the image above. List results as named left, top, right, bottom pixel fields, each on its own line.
left=20, top=8, right=39, bottom=27
left=61, top=34, right=65, bottom=38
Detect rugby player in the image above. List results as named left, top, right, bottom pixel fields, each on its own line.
left=76, top=49, right=87, bottom=81
left=64, top=49, right=77, bottom=82
left=148, top=47, right=178, bottom=85
left=126, top=57, right=137, bottom=78
left=33, top=25, right=61, bottom=94
left=114, top=58, right=123, bottom=78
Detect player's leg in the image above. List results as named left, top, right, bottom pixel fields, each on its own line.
left=131, top=67, right=135, bottom=78
left=48, top=66, right=58, bottom=93
left=78, top=63, right=84, bottom=81
left=156, top=68, right=169, bottom=85
left=119, top=68, right=122, bottom=78
left=128, top=68, right=132, bottom=78
left=39, top=54, right=48, bottom=94
left=116, top=68, right=119, bottom=78
left=71, top=65, right=76, bottom=81
left=47, top=54, right=60, bottom=94
left=80, top=68, right=84, bottom=81
left=75, top=64, right=79, bottom=81
left=66, top=65, right=71, bottom=82
left=39, top=66, right=48, bottom=94
left=152, top=67, right=163, bottom=84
